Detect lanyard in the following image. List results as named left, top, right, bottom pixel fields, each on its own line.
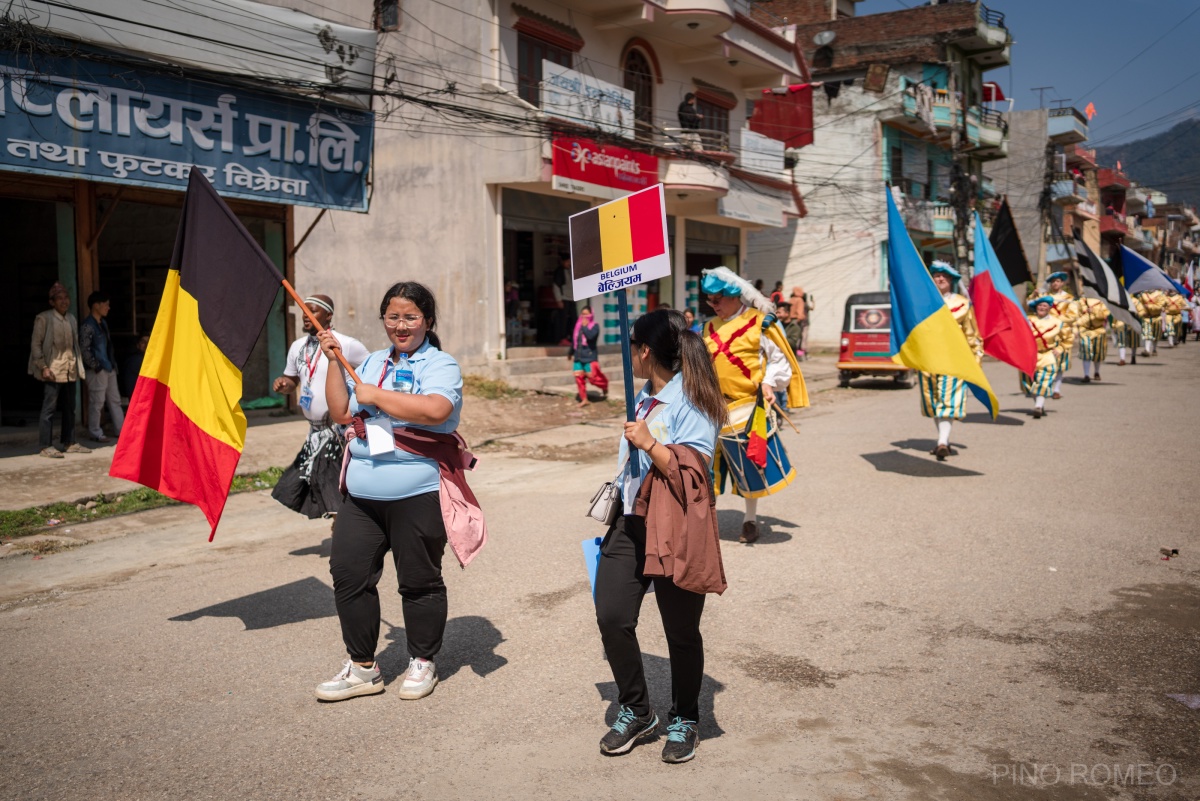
left=637, top=397, right=662, bottom=420
left=301, top=339, right=320, bottom=382
left=376, top=357, right=393, bottom=388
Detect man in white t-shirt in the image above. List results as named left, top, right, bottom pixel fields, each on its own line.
left=271, top=294, right=370, bottom=520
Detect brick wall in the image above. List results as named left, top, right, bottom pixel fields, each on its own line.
left=785, top=2, right=980, bottom=75
left=757, top=0, right=834, bottom=24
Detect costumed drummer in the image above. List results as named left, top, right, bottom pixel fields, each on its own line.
left=271, top=294, right=370, bottom=522
left=1045, top=272, right=1077, bottom=399
left=700, top=267, right=808, bottom=544
left=1073, top=295, right=1110, bottom=383
left=1023, top=296, right=1065, bottom=419
left=918, top=261, right=982, bottom=461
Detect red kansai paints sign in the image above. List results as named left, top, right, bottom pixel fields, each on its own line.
left=551, top=136, right=658, bottom=200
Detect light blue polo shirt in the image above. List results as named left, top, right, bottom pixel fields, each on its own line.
left=344, top=340, right=463, bottom=501
left=617, top=372, right=718, bottom=514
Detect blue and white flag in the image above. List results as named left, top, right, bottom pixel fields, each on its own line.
left=1075, top=231, right=1140, bottom=330
left=1115, top=246, right=1178, bottom=294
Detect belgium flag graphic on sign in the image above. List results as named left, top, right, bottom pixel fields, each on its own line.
left=110, top=170, right=285, bottom=537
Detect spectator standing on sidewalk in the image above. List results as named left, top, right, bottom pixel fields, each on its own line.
left=28, top=282, right=90, bottom=459
left=271, top=294, right=369, bottom=520
left=80, top=291, right=124, bottom=443
left=789, top=286, right=814, bottom=359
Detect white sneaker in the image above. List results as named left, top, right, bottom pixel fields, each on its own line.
left=396, top=657, right=438, bottom=700
left=315, top=660, right=383, bottom=702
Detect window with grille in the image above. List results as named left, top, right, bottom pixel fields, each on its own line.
left=623, top=49, right=654, bottom=140
left=517, top=34, right=572, bottom=107
left=374, top=0, right=399, bottom=32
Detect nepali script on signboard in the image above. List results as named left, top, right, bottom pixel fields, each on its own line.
left=0, top=51, right=373, bottom=212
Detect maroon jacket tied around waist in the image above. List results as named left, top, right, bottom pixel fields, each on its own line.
left=634, top=443, right=726, bottom=595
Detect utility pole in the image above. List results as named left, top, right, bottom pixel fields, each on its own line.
left=1037, top=141, right=1056, bottom=289
left=949, top=58, right=974, bottom=279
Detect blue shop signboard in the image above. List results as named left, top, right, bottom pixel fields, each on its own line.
left=0, top=50, right=373, bottom=211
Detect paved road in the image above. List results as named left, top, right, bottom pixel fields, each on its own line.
left=1, top=348, right=1197, bottom=801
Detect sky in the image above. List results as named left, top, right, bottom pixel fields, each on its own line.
left=852, top=0, right=1200, bottom=146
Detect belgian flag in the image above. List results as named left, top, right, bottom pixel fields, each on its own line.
left=744, top=385, right=769, bottom=469
left=110, top=170, right=285, bottom=538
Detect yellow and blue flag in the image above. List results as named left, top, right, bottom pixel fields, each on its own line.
left=885, top=190, right=998, bottom=418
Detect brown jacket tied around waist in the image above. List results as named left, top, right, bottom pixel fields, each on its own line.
left=634, top=443, right=726, bottom=595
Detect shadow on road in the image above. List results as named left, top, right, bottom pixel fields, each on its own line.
left=290, top=538, right=332, bottom=558
left=716, top=510, right=795, bottom=544
left=964, top=411, right=1025, bottom=426
left=890, top=439, right=969, bottom=453
left=168, top=576, right=335, bottom=630
left=377, top=615, right=508, bottom=684
left=595, top=655, right=726, bottom=740
left=861, top=450, right=982, bottom=478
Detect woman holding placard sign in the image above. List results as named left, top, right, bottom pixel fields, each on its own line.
left=594, top=308, right=728, bottom=764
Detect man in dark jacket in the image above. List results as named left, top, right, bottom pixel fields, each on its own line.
left=80, top=291, right=124, bottom=442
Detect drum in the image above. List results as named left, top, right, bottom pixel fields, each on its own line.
left=716, top=396, right=796, bottom=499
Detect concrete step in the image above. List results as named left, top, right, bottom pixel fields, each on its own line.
left=502, top=353, right=625, bottom=378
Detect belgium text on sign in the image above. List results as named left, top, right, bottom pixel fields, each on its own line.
left=568, top=184, right=670, bottom=301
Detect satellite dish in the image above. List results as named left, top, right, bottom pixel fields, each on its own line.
left=813, top=30, right=836, bottom=46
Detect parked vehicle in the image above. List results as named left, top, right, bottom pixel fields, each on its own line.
left=836, top=291, right=912, bottom=388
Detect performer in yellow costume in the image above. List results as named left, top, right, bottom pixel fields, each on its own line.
left=700, top=267, right=808, bottom=544
left=1136, top=289, right=1167, bottom=356
left=1163, top=289, right=1187, bottom=347
left=1045, top=272, right=1077, bottom=399
left=1113, top=294, right=1143, bottom=366
left=1022, top=296, right=1065, bottom=419
left=918, top=262, right=981, bottom=461
left=1074, top=296, right=1109, bottom=383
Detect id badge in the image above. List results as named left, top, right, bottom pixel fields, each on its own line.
left=298, top=385, right=313, bottom=411
left=364, top=415, right=394, bottom=456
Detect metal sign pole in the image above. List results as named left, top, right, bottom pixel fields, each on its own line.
left=616, top=289, right=639, bottom=478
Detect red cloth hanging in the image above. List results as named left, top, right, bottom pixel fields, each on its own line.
left=748, top=84, right=814, bottom=149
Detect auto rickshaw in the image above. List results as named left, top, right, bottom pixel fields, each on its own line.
left=836, top=291, right=912, bottom=388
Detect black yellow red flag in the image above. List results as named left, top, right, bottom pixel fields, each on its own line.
left=110, top=170, right=284, bottom=538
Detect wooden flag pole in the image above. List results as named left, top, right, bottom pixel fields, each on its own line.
left=616, top=289, right=640, bottom=478
left=281, top=279, right=364, bottom=385
left=771, top=401, right=800, bottom=434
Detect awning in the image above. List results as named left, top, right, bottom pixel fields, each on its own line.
left=13, top=0, right=376, bottom=100
left=983, top=82, right=1006, bottom=102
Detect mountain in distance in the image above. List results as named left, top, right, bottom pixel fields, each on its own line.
left=1094, top=119, right=1200, bottom=209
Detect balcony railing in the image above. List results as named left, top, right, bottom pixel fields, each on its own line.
left=1051, top=174, right=1087, bottom=205
left=1099, top=211, right=1128, bottom=237
left=1047, top=107, right=1088, bottom=144
left=1098, top=168, right=1130, bottom=190
left=980, top=3, right=1006, bottom=29
left=1073, top=200, right=1098, bottom=219
left=659, top=127, right=731, bottom=154
left=1066, top=144, right=1097, bottom=168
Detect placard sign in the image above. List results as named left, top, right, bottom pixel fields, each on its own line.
left=567, top=184, right=671, bottom=301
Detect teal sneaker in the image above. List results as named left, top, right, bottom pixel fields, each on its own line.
left=661, top=717, right=699, bottom=764
left=600, top=705, right=659, bottom=755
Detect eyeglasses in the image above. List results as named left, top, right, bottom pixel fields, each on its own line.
left=382, top=314, right=424, bottom=328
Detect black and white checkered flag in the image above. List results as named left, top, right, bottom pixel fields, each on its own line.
left=1073, top=228, right=1141, bottom=331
